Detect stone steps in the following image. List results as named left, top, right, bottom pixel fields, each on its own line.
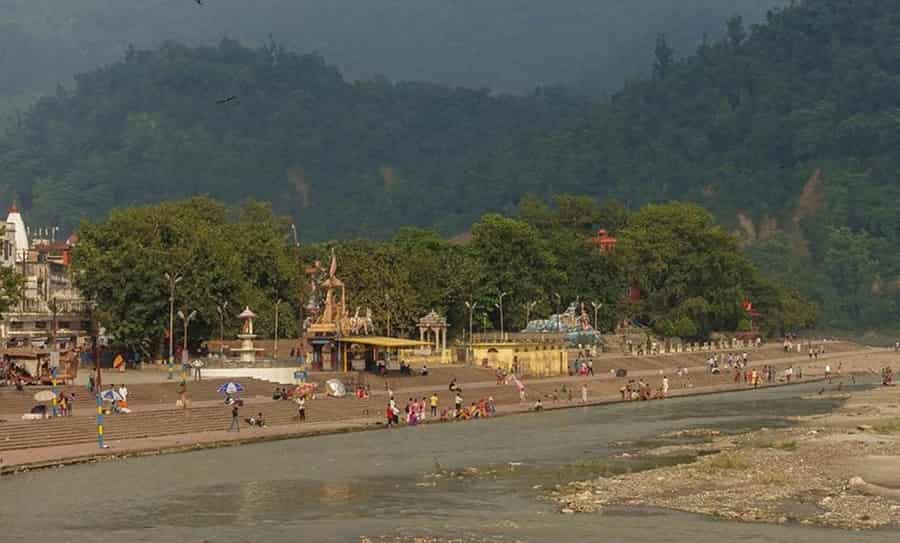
left=0, top=398, right=375, bottom=452
left=0, top=377, right=278, bottom=416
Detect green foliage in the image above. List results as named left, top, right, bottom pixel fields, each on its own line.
left=0, top=39, right=586, bottom=240
left=71, top=197, right=301, bottom=353
left=0, top=261, right=24, bottom=314
left=71, top=194, right=810, bottom=344
left=8, top=0, right=898, bottom=330
left=618, top=203, right=754, bottom=337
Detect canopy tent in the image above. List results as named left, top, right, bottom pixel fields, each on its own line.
left=335, top=336, right=432, bottom=371
left=338, top=336, right=432, bottom=349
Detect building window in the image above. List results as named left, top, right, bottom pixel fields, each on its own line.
left=58, top=321, right=71, bottom=329
left=9, top=321, right=23, bottom=330
left=35, top=321, right=48, bottom=329
left=81, top=321, right=91, bottom=330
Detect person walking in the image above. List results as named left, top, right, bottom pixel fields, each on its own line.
left=430, top=393, right=439, bottom=417
left=454, top=392, right=463, bottom=419
left=587, top=359, right=594, bottom=376
left=662, top=376, right=669, bottom=398
left=386, top=403, right=395, bottom=428
left=229, top=404, right=240, bottom=432
left=297, top=397, right=306, bottom=422
left=581, top=384, right=588, bottom=403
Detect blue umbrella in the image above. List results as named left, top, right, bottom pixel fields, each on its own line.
left=216, top=382, right=244, bottom=394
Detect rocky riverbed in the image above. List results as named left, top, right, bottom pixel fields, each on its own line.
left=551, top=381, right=900, bottom=530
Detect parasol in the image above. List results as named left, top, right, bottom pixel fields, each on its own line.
left=216, top=381, right=244, bottom=394
left=33, top=390, right=56, bottom=402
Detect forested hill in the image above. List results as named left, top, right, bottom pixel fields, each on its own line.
left=474, top=0, right=900, bottom=330
left=0, top=40, right=588, bottom=238
left=1, top=0, right=899, bottom=330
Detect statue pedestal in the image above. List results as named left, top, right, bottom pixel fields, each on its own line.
left=233, top=333, right=264, bottom=364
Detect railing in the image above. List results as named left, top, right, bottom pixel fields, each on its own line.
left=16, top=298, right=91, bottom=314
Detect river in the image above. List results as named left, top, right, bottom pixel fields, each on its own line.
left=1, top=380, right=896, bottom=542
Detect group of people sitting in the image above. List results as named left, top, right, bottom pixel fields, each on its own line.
left=245, top=412, right=266, bottom=428
left=271, top=387, right=297, bottom=401
left=3, top=362, right=33, bottom=390
left=620, top=379, right=666, bottom=401
left=354, top=384, right=371, bottom=399
left=385, top=393, right=495, bottom=427
left=882, top=366, right=895, bottom=386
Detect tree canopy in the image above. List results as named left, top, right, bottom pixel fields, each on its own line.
left=4, top=0, right=899, bottom=331
left=71, top=196, right=806, bottom=353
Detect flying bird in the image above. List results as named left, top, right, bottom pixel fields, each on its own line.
left=216, top=96, right=238, bottom=105
left=195, top=0, right=204, bottom=5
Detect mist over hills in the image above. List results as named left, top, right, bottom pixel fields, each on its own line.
left=1, top=0, right=781, bottom=112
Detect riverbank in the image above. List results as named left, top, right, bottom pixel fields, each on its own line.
left=551, top=353, right=900, bottom=530
left=0, top=346, right=888, bottom=476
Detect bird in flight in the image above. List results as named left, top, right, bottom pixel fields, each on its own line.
left=195, top=0, right=204, bottom=5
left=216, top=96, right=238, bottom=105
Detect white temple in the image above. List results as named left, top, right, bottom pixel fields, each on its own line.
left=4, top=202, right=29, bottom=265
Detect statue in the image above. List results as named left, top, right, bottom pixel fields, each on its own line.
left=362, top=307, right=374, bottom=335
left=305, top=248, right=349, bottom=335
left=578, top=304, right=591, bottom=331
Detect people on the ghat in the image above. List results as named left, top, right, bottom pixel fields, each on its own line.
left=430, top=393, right=439, bottom=417
left=581, top=384, right=588, bottom=403
left=662, top=376, right=669, bottom=398
left=454, top=392, right=463, bottom=419
left=533, top=399, right=544, bottom=411
left=229, top=403, right=240, bottom=432
left=296, top=397, right=306, bottom=422
left=246, top=412, right=266, bottom=428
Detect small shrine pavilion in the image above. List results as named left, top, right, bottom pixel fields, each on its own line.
left=416, top=310, right=448, bottom=353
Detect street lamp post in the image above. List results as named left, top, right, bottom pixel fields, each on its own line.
left=552, top=292, right=562, bottom=331
left=495, top=291, right=507, bottom=341
left=164, top=272, right=183, bottom=379
left=464, top=301, right=477, bottom=364
left=385, top=293, right=392, bottom=337
left=216, top=301, right=229, bottom=342
left=177, top=309, right=197, bottom=370
left=591, top=302, right=603, bottom=332
left=274, top=298, right=282, bottom=359
left=524, top=300, right=538, bottom=326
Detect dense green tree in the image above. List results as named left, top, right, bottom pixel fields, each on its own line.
left=71, top=197, right=301, bottom=354
left=618, top=203, right=756, bottom=337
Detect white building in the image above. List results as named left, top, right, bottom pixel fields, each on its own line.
left=1, top=204, right=90, bottom=349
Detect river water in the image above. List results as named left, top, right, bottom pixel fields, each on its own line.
left=1, top=381, right=896, bottom=542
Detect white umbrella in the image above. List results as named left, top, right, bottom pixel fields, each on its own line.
left=99, top=389, right=124, bottom=402
left=33, top=390, right=56, bottom=402
left=325, top=379, right=346, bottom=397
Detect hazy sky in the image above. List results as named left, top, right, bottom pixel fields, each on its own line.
left=2, top=0, right=783, bottom=97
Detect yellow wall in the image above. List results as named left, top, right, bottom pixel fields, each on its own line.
left=472, top=343, right=567, bottom=377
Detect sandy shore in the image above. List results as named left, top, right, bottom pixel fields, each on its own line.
left=551, top=350, right=900, bottom=530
